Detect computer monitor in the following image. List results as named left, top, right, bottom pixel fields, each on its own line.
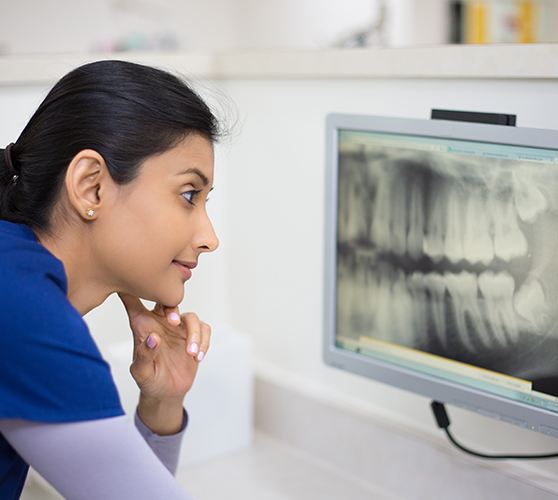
left=323, top=112, right=558, bottom=437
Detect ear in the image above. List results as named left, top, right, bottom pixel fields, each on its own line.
left=64, top=149, right=111, bottom=221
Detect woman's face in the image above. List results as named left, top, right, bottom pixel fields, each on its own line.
left=93, top=133, right=219, bottom=307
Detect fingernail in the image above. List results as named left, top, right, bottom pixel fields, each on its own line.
left=147, top=334, right=157, bottom=349
left=197, top=351, right=204, bottom=362
left=169, top=312, right=180, bottom=323
left=189, top=342, right=199, bottom=354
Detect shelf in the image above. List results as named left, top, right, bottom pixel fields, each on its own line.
left=0, top=44, right=557, bottom=85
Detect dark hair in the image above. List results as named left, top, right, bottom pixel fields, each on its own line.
left=0, top=59, right=221, bottom=236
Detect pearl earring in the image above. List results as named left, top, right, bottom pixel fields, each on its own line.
left=86, top=209, right=95, bottom=217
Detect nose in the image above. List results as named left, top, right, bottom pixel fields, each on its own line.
left=195, top=211, right=220, bottom=254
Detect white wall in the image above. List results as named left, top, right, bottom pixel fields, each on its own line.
left=216, top=76, right=558, bottom=484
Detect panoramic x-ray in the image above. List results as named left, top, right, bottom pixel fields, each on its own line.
left=336, top=135, right=558, bottom=396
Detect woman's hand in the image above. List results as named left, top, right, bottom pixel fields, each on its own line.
left=117, top=292, right=211, bottom=433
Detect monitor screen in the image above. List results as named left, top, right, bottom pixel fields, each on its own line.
left=324, top=113, right=558, bottom=436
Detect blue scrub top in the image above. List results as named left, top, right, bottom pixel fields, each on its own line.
left=0, top=220, right=125, bottom=499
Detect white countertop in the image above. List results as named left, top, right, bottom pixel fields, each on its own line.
left=1, top=44, right=557, bottom=85
left=20, top=430, right=393, bottom=500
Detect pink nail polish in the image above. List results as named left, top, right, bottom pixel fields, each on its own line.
left=189, top=342, right=199, bottom=354
left=169, top=312, right=180, bottom=323
left=147, top=334, right=156, bottom=349
left=197, top=351, right=204, bottom=362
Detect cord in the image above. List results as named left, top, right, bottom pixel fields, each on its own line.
left=430, top=401, right=558, bottom=460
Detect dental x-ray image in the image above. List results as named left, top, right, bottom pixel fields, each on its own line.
left=336, top=132, right=558, bottom=397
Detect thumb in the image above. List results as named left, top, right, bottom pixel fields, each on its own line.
left=153, top=302, right=182, bottom=326
left=131, top=332, right=159, bottom=383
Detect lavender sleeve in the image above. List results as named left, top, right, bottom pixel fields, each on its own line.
left=133, top=405, right=188, bottom=475
left=0, top=409, right=193, bottom=500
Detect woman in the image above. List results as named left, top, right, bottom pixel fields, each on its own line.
left=0, top=60, right=220, bottom=499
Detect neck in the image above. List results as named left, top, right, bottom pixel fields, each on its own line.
left=35, top=227, right=113, bottom=316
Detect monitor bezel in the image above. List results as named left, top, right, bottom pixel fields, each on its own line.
left=323, top=112, right=558, bottom=436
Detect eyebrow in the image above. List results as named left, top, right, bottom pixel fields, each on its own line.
left=176, top=167, right=210, bottom=187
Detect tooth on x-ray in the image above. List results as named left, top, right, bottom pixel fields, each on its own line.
left=512, top=170, right=548, bottom=223
left=513, top=278, right=550, bottom=333
left=370, top=170, right=393, bottom=253
left=391, top=270, right=414, bottom=345
left=423, top=273, right=447, bottom=348
left=490, top=194, right=528, bottom=261
left=445, top=272, right=491, bottom=352
left=478, top=271, right=518, bottom=346
left=463, top=191, right=494, bottom=265
left=391, top=174, right=408, bottom=256
left=423, top=183, right=446, bottom=262
left=373, top=269, right=395, bottom=343
left=406, top=272, right=428, bottom=345
left=444, top=185, right=465, bottom=264
left=407, top=176, right=424, bottom=260
left=346, top=170, right=365, bottom=242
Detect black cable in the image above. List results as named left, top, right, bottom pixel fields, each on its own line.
left=430, top=401, right=558, bottom=460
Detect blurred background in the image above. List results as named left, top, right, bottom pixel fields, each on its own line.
left=5, top=1, right=558, bottom=500
left=1, top=0, right=557, bottom=56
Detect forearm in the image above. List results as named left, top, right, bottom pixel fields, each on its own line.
left=134, top=401, right=188, bottom=476
left=0, top=415, right=193, bottom=499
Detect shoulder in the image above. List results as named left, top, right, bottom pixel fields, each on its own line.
left=0, top=219, right=67, bottom=294
left=0, top=221, right=79, bottom=342
left=0, top=220, right=124, bottom=422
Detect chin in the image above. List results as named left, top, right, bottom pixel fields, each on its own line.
left=157, top=285, right=185, bottom=308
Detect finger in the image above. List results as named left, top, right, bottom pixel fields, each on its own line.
left=182, top=312, right=202, bottom=358
left=130, top=332, right=159, bottom=384
left=196, top=322, right=211, bottom=363
left=152, top=303, right=181, bottom=326
left=117, top=292, right=148, bottom=321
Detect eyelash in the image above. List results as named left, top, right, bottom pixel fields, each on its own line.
left=181, top=189, right=210, bottom=207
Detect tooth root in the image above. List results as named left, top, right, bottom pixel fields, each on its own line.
left=513, top=170, right=548, bottom=223
left=423, top=274, right=447, bottom=349
left=340, top=257, right=356, bottom=336
left=365, top=267, right=378, bottom=334
left=497, top=273, right=519, bottom=343
left=478, top=271, right=519, bottom=346
left=407, top=177, right=424, bottom=260
left=423, top=184, right=446, bottom=262
left=478, top=271, right=509, bottom=346
left=443, top=185, right=465, bottom=264
left=445, top=272, right=489, bottom=352
left=374, top=270, right=394, bottom=342
left=391, top=175, right=408, bottom=257
left=338, top=167, right=350, bottom=242
left=391, top=270, right=414, bottom=345
left=371, top=173, right=393, bottom=253
left=463, top=192, right=494, bottom=265
left=407, top=272, right=428, bottom=344
left=513, top=278, right=549, bottom=333
left=347, top=171, right=364, bottom=242
left=491, top=195, right=528, bottom=261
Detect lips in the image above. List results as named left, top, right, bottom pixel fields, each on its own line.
left=173, top=260, right=195, bottom=279
left=173, top=259, right=197, bottom=269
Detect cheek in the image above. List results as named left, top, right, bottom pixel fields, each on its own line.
left=94, top=213, right=175, bottom=279
left=98, top=195, right=192, bottom=296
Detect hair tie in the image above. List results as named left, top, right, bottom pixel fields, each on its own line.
left=3, top=143, right=19, bottom=185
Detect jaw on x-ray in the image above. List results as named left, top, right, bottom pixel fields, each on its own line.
left=336, top=139, right=558, bottom=396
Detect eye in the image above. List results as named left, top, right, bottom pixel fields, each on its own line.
left=181, top=189, right=202, bottom=206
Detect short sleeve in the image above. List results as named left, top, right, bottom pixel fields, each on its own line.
left=0, top=270, right=125, bottom=422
